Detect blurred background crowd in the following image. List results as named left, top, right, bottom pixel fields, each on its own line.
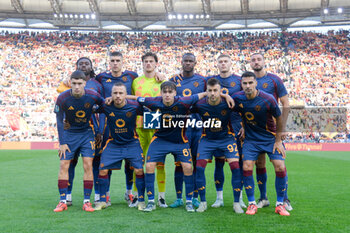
left=0, top=30, right=349, bottom=142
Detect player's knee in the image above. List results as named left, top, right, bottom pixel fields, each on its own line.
left=60, top=160, right=70, bottom=172
left=146, top=162, right=156, bottom=173
left=243, top=161, right=254, bottom=171
left=134, top=168, right=144, bottom=176
left=273, top=161, right=286, bottom=173
left=181, top=163, right=192, bottom=176
left=99, top=169, right=108, bottom=177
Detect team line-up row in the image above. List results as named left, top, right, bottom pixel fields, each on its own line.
left=53, top=52, right=291, bottom=216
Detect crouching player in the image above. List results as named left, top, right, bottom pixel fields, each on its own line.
left=53, top=70, right=104, bottom=212
left=192, top=78, right=243, bottom=213
left=94, top=82, right=146, bottom=211
left=232, top=72, right=289, bottom=216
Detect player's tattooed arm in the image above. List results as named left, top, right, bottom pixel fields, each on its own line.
left=273, top=115, right=286, bottom=158
left=220, top=93, right=235, bottom=109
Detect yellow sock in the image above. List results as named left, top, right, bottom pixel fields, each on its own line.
left=156, top=163, right=166, bottom=193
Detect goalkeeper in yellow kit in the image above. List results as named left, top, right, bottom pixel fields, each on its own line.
left=130, top=52, right=168, bottom=208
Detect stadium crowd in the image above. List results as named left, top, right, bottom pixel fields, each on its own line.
left=0, top=30, right=349, bottom=142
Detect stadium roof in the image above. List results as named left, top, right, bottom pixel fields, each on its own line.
left=0, top=0, right=350, bottom=31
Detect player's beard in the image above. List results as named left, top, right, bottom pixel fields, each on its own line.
left=252, top=66, right=263, bottom=72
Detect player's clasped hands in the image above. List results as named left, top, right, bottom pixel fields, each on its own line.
left=58, top=144, right=71, bottom=159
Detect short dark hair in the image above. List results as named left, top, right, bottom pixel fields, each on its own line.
left=161, top=81, right=176, bottom=92
left=76, top=57, right=95, bottom=78
left=109, top=51, right=123, bottom=57
left=241, top=71, right=256, bottom=80
left=207, top=77, right=220, bottom=87
left=251, top=52, right=264, bottom=59
left=182, top=53, right=195, bottom=60
left=217, top=54, right=231, bottom=60
left=113, top=82, right=127, bottom=89
left=70, top=70, right=87, bottom=81
left=142, top=52, right=158, bottom=63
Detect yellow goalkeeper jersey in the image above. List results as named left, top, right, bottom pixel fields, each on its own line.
left=132, top=75, right=164, bottom=128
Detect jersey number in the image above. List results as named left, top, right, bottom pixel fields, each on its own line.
left=183, top=149, right=190, bottom=157
left=227, top=144, right=238, bottom=153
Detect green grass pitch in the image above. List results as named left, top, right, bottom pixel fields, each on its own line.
left=1, top=150, right=349, bottom=232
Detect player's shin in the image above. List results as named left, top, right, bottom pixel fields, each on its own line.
left=243, top=170, right=255, bottom=204
left=58, top=179, right=68, bottom=203
left=83, top=180, right=93, bottom=203
left=229, top=161, right=241, bottom=203
left=275, top=169, right=287, bottom=205
left=67, top=158, right=78, bottom=196
left=98, top=174, right=109, bottom=202
left=125, top=161, right=133, bottom=193
left=92, top=156, right=100, bottom=201
left=145, top=173, right=155, bottom=201
left=256, top=167, right=267, bottom=199
left=135, top=173, right=145, bottom=202
left=214, top=158, right=225, bottom=196
left=174, top=164, right=184, bottom=199
left=196, top=160, right=208, bottom=202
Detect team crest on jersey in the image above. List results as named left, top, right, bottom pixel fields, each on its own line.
left=204, top=112, right=210, bottom=116
left=263, top=83, right=268, bottom=88
left=84, top=103, right=91, bottom=108
left=68, top=106, right=74, bottom=110
left=221, top=110, right=227, bottom=116
left=255, top=105, right=261, bottom=111
left=122, top=76, right=127, bottom=82
left=222, top=88, right=228, bottom=95
left=109, top=112, right=115, bottom=117
left=172, top=106, right=178, bottom=112
left=106, top=79, right=112, bottom=82
left=76, top=110, right=86, bottom=118
left=115, top=119, right=126, bottom=128
left=126, top=111, right=132, bottom=118
left=230, top=82, right=236, bottom=87
left=193, top=81, right=199, bottom=87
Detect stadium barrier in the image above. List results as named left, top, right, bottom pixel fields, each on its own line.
left=0, top=142, right=349, bottom=151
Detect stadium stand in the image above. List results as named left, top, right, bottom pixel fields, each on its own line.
left=0, top=30, right=349, bottom=142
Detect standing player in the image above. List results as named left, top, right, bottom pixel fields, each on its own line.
left=130, top=52, right=166, bottom=208
left=53, top=70, right=104, bottom=212
left=94, top=82, right=146, bottom=211
left=192, top=78, right=243, bottom=213
left=96, top=51, right=139, bottom=205
left=56, top=57, right=102, bottom=206
left=207, top=54, right=246, bottom=209
left=249, top=53, right=291, bottom=210
left=168, top=53, right=207, bottom=208
left=232, top=71, right=290, bottom=216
